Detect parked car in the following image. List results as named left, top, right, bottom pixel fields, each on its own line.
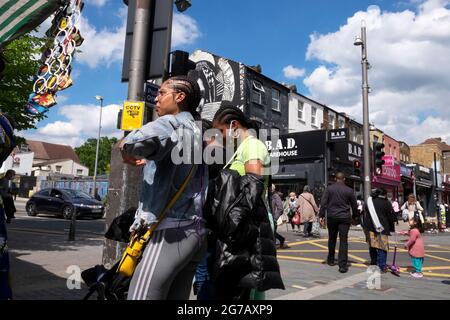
left=26, top=188, right=104, bottom=219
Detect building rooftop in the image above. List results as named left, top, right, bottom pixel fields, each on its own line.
left=26, top=140, right=80, bottom=163
left=418, top=138, right=450, bottom=151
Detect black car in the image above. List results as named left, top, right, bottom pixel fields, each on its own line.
left=26, top=188, right=104, bottom=219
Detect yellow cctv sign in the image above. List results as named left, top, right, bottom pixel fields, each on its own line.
left=121, top=101, right=144, bottom=131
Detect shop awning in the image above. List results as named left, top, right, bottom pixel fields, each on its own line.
left=0, top=0, right=65, bottom=47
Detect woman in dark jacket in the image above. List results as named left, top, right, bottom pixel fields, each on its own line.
left=362, top=188, right=396, bottom=272
left=204, top=106, right=284, bottom=300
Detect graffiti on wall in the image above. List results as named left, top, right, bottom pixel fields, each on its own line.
left=189, top=50, right=245, bottom=121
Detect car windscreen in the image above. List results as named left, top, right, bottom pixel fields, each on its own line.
left=63, top=190, right=93, bottom=200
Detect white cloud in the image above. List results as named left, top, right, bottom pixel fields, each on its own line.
left=283, top=65, right=306, bottom=79
left=76, top=16, right=126, bottom=69
left=172, top=13, right=201, bottom=47
left=85, top=0, right=108, bottom=7
left=75, top=12, right=200, bottom=69
left=302, top=0, right=450, bottom=145
left=20, top=103, right=123, bottom=147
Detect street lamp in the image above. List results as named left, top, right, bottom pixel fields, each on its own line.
left=354, top=21, right=372, bottom=201
left=93, top=95, right=104, bottom=199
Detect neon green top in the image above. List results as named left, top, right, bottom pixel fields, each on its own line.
left=227, top=135, right=270, bottom=301
left=228, top=136, right=270, bottom=176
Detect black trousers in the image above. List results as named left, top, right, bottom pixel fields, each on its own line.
left=274, top=224, right=285, bottom=245
left=327, top=217, right=351, bottom=268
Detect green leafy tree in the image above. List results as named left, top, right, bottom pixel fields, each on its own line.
left=75, top=137, right=119, bottom=176
left=0, top=33, right=48, bottom=130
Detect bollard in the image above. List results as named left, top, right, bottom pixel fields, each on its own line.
left=68, top=207, right=77, bottom=241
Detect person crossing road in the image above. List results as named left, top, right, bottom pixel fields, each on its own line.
left=319, top=172, right=359, bottom=273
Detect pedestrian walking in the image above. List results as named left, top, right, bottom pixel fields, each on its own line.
left=362, top=188, right=396, bottom=272
left=285, top=192, right=300, bottom=231
left=204, top=105, right=284, bottom=300
left=401, top=194, right=424, bottom=223
left=271, top=185, right=289, bottom=248
left=0, top=170, right=16, bottom=224
left=120, top=76, right=208, bottom=300
left=319, top=172, right=359, bottom=273
left=405, top=212, right=425, bottom=279
left=298, top=185, right=319, bottom=237
left=391, top=198, right=400, bottom=225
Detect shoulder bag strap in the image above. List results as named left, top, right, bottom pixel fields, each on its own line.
left=139, top=164, right=197, bottom=242
left=300, top=194, right=317, bottom=213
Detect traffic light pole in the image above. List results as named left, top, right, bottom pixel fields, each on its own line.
left=360, top=25, right=372, bottom=201
left=102, top=0, right=151, bottom=267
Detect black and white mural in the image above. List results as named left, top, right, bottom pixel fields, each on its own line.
left=188, top=50, right=245, bottom=121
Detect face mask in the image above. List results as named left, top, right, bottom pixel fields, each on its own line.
left=228, top=120, right=236, bottom=138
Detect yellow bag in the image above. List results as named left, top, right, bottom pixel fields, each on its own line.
left=116, top=165, right=196, bottom=277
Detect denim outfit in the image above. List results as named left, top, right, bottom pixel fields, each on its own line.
left=122, top=112, right=206, bottom=230
left=369, top=247, right=387, bottom=271
left=123, top=112, right=208, bottom=300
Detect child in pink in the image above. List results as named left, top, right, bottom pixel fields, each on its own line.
left=404, top=215, right=425, bottom=279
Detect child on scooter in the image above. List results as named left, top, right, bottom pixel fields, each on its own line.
left=404, top=212, right=425, bottom=279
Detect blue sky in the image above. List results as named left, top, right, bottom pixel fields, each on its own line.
left=22, top=0, right=450, bottom=146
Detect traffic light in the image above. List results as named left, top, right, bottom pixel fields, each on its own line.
left=170, top=50, right=196, bottom=77
left=373, top=142, right=385, bottom=175
left=353, top=159, right=362, bottom=177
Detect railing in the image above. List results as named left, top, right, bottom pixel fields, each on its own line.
left=39, top=179, right=109, bottom=200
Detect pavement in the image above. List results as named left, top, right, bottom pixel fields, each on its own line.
left=4, top=197, right=450, bottom=300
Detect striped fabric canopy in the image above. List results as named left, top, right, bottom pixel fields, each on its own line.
left=0, top=0, right=65, bottom=47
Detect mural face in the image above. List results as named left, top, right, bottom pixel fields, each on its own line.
left=188, top=50, right=245, bottom=121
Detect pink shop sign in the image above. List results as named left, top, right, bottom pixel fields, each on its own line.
left=380, top=164, right=401, bottom=182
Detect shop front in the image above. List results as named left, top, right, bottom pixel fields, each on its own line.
left=269, top=128, right=363, bottom=202
left=400, top=164, right=414, bottom=205
left=414, top=165, right=434, bottom=217
left=328, top=132, right=364, bottom=196
left=443, top=174, right=450, bottom=205
left=269, top=130, right=327, bottom=200
left=371, top=164, right=401, bottom=201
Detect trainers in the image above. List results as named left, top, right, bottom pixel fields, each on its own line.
left=280, top=243, right=290, bottom=249
left=410, top=272, right=423, bottom=279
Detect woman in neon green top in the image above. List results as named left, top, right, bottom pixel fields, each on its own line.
left=212, top=105, right=274, bottom=300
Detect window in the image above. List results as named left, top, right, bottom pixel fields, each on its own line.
left=311, top=107, right=317, bottom=127
left=55, top=165, right=62, bottom=173
left=271, top=88, right=280, bottom=111
left=37, top=189, right=51, bottom=197
left=297, top=101, right=304, bottom=121
left=339, top=119, right=345, bottom=129
left=251, top=81, right=265, bottom=105
left=328, top=114, right=335, bottom=129
left=76, top=169, right=83, bottom=176
left=374, top=135, right=379, bottom=142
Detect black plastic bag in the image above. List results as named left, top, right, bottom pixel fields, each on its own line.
left=81, top=261, right=130, bottom=300
left=104, top=207, right=136, bottom=243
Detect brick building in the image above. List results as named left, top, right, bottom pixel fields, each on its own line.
left=410, top=138, right=450, bottom=174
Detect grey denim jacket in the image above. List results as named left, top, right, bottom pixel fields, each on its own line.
left=122, top=112, right=207, bottom=229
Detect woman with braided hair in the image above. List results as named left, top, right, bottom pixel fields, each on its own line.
left=204, top=105, right=284, bottom=300
left=119, top=75, right=208, bottom=300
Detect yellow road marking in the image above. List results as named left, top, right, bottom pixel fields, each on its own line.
left=277, top=255, right=325, bottom=263
left=277, top=256, right=450, bottom=278
left=421, top=266, right=450, bottom=271
left=307, top=242, right=369, bottom=263
left=424, top=253, right=450, bottom=263
left=291, top=285, right=307, bottom=290
left=281, top=249, right=450, bottom=254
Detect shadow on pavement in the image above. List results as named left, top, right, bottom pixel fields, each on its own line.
left=9, top=251, right=88, bottom=300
